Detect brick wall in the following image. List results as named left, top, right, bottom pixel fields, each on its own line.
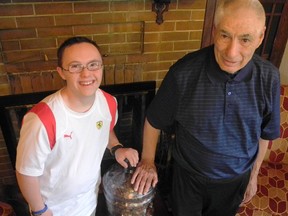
left=0, top=0, right=206, bottom=186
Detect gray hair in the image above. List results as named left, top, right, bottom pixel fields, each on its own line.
left=214, top=0, right=266, bottom=28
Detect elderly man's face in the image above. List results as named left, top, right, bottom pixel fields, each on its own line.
left=213, top=8, right=265, bottom=74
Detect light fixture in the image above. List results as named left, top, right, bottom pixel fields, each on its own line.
left=152, top=0, right=171, bottom=25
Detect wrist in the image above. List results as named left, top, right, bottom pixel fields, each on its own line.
left=110, top=143, right=123, bottom=156
left=31, top=204, right=48, bottom=216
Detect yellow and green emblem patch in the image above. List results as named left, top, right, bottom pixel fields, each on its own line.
left=96, top=121, right=103, bottom=129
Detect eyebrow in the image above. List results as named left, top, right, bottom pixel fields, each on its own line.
left=240, top=34, right=252, bottom=38
left=220, top=30, right=253, bottom=39
left=220, top=30, right=230, bottom=35
left=68, top=59, right=102, bottom=64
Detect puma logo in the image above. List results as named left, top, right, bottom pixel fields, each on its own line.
left=64, top=132, right=73, bottom=139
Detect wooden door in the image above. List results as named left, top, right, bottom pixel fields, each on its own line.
left=201, top=0, right=288, bottom=68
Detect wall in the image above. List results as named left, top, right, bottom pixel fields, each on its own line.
left=0, top=0, right=206, bottom=95
left=0, top=0, right=206, bottom=186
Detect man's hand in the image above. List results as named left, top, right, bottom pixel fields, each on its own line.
left=240, top=174, right=258, bottom=205
left=115, top=148, right=139, bottom=168
left=241, top=138, right=268, bottom=206
left=131, top=161, right=158, bottom=195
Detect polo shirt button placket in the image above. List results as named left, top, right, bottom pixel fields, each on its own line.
left=225, top=87, right=233, bottom=119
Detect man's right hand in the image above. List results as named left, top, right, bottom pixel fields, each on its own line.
left=131, top=160, right=158, bottom=195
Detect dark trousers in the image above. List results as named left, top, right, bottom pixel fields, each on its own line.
left=171, top=163, right=250, bottom=216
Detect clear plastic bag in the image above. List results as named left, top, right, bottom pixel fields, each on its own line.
left=103, top=163, right=155, bottom=216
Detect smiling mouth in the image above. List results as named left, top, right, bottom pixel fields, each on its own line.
left=79, top=81, right=94, bottom=86
left=223, top=58, right=238, bottom=66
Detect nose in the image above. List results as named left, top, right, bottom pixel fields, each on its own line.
left=225, top=39, right=239, bottom=59
left=80, top=66, right=90, bottom=76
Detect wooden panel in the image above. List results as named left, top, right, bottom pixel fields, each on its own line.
left=269, top=2, right=288, bottom=67
left=201, top=0, right=219, bottom=48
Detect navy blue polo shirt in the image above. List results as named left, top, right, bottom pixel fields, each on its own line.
left=147, top=45, right=280, bottom=179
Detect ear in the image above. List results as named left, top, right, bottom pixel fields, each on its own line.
left=256, top=26, right=266, bottom=48
left=57, top=66, right=66, bottom=80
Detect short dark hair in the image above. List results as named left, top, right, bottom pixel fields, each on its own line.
left=57, top=36, right=101, bottom=67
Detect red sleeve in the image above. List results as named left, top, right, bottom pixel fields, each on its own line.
left=101, top=90, right=117, bottom=131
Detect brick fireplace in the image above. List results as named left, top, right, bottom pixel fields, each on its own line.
left=0, top=0, right=206, bottom=190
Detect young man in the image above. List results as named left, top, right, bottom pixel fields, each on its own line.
left=131, top=0, right=280, bottom=215
left=16, top=37, right=138, bottom=216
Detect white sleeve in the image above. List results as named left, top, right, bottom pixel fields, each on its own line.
left=16, top=112, right=52, bottom=176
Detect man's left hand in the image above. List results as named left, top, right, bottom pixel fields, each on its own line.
left=240, top=174, right=258, bottom=205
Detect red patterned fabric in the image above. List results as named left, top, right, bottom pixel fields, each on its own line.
left=0, top=202, right=15, bottom=216
left=236, top=85, right=288, bottom=216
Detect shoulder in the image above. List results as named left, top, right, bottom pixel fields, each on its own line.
left=252, top=54, right=280, bottom=85
left=252, top=55, right=279, bottom=76
left=168, top=45, right=212, bottom=82
left=99, top=89, right=114, bottom=100
left=29, top=91, right=60, bottom=115
left=98, top=89, right=116, bottom=104
left=172, top=45, right=213, bottom=70
left=164, top=45, right=213, bottom=88
left=26, top=90, right=64, bottom=128
left=97, top=89, right=117, bottom=113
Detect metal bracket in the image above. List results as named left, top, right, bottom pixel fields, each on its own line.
left=152, top=2, right=170, bottom=25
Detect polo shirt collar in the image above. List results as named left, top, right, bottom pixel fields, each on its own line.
left=207, top=46, right=253, bottom=84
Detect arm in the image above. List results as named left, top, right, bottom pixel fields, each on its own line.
left=241, top=138, right=269, bottom=204
left=16, top=171, right=53, bottom=216
left=107, top=129, right=139, bottom=168
left=131, top=118, right=160, bottom=194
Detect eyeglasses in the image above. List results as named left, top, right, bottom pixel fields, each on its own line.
left=61, top=61, right=103, bottom=73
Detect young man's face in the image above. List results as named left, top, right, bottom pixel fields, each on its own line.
left=57, top=42, right=103, bottom=98
left=213, top=7, right=265, bottom=74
